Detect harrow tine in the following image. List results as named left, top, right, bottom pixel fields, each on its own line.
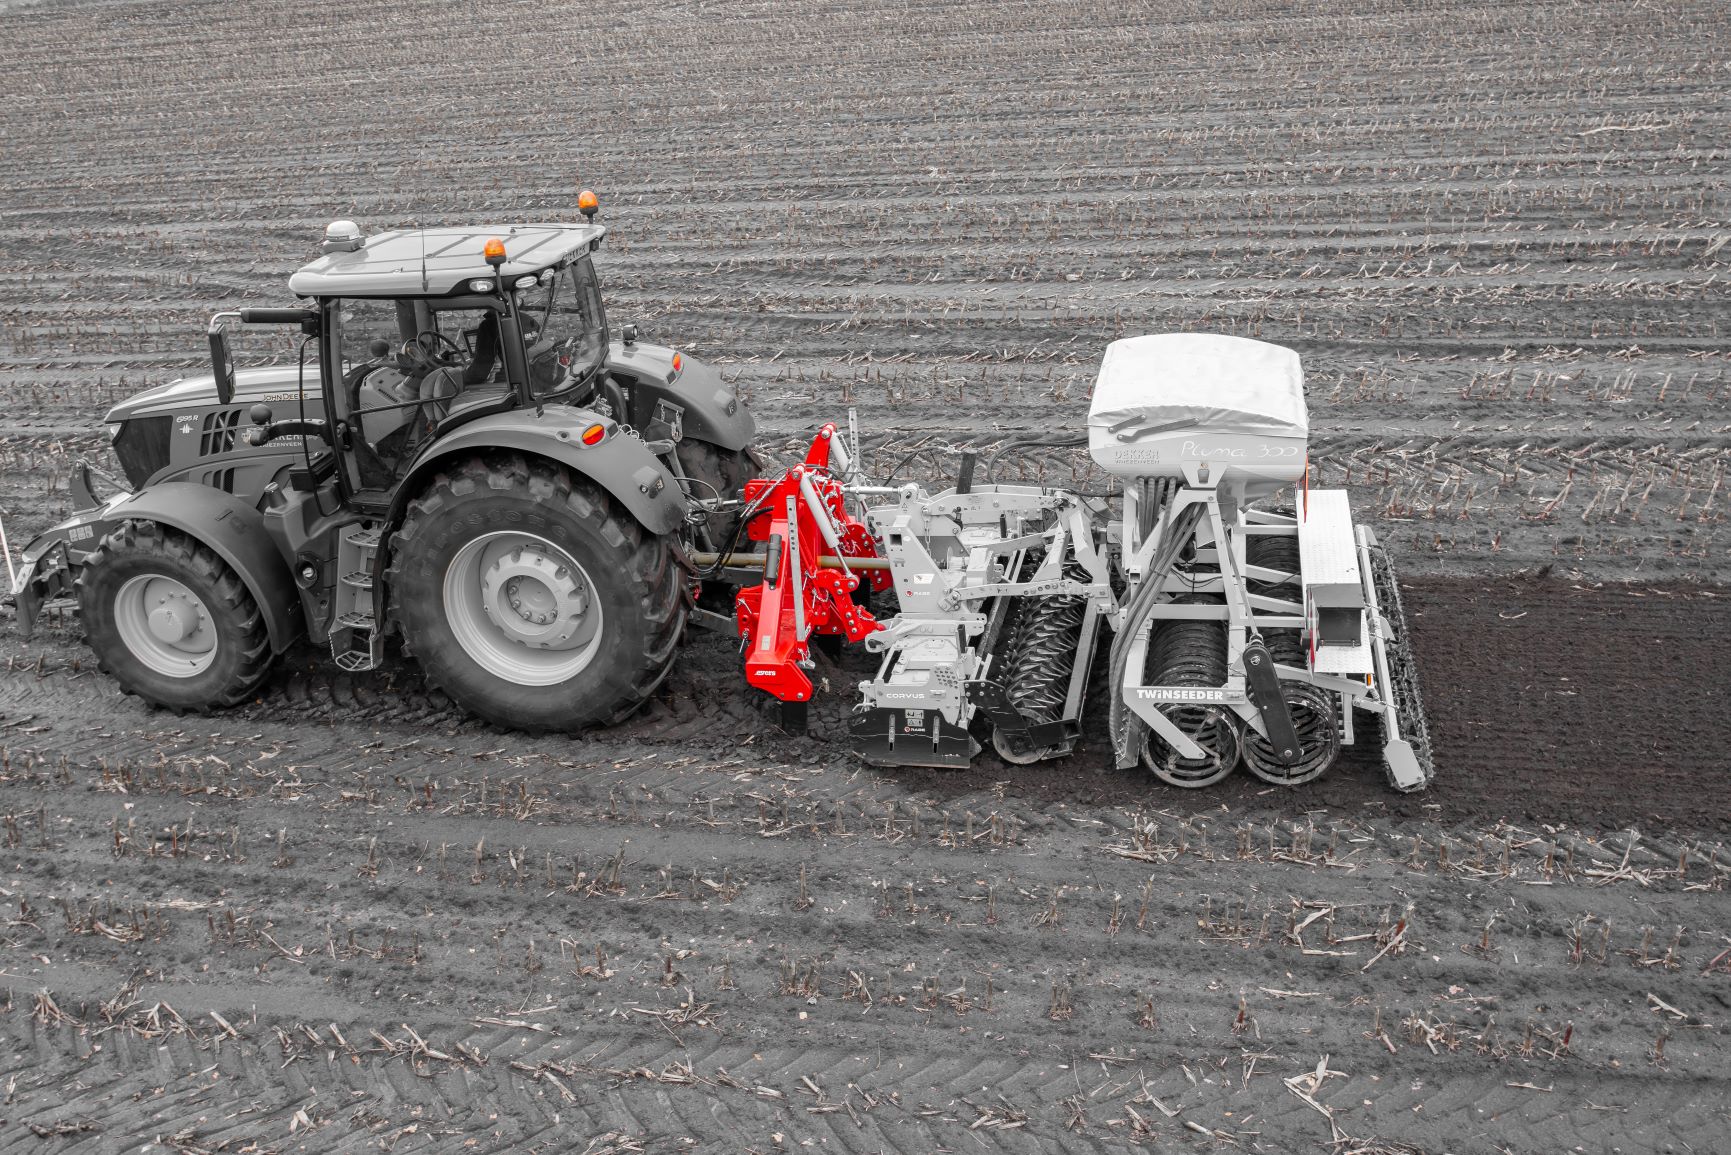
left=1358, top=527, right=1436, bottom=791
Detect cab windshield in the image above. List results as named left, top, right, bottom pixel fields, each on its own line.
left=515, top=257, right=606, bottom=400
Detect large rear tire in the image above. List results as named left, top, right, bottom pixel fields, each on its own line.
left=386, top=453, right=684, bottom=732
left=76, top=520, right=275, bottom=711
left=677, top=439, right=762, bottom=551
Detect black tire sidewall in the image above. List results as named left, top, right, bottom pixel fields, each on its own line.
left=680, top=438, right=760, bottom=547
left=392, top=488, right=658, bottom=731
left=78, top=531, right=265, bottom=711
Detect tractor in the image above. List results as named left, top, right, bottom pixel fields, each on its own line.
left=8, top=194, right=758, bottom=732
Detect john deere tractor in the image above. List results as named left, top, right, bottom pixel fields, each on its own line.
left=10, top=195, right=758, bottom=731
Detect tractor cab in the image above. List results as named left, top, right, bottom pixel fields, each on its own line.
left=226, top=220, right=612, bottom=505
left=74, top=193, right=752, bottom=528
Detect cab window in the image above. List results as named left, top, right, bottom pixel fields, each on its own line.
left=332, top=298, right=505, bottom=485
left=514, top=262, right=606, bottom=400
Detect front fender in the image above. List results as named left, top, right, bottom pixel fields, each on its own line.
left=394, top=407, right=687, bottom=536
left=8, top=484, right=302, bottom=651
left=98, top=484, right=303, bottom=652
left=608, top=342, right=755, bottom=452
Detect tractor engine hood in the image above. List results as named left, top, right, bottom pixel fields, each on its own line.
left=105, top=366, right=322, bottom=423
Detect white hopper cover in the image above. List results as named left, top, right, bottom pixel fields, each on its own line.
left=1087, top=333, right=1308, bottom=440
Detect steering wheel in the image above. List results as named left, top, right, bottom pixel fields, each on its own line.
left=403, top=331, right=463, bottom=370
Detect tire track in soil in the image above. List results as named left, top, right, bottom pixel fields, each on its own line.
left=4, top=574, right=1727, bottom=832
left=0, top=580, right=1729, bottom=1151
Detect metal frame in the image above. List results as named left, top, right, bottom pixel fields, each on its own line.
left=853, top=482, right=1114, bottom=749
left=839, top=449, right=1426, bottom=789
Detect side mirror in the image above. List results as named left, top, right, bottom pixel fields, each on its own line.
left=209, top=326, right=237, bottom=406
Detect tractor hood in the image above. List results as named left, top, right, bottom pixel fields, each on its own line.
left=105, top=366, right=324, bottom=423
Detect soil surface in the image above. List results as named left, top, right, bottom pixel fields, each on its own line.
left=1, top=0, right=1729, bottom=1152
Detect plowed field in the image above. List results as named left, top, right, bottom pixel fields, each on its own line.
left=1, top=0, right=1729, bottom=1152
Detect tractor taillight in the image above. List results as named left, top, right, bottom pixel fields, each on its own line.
left=581, top=423, right=607, bottom=446
left=670, top=352, right=683, bottom=378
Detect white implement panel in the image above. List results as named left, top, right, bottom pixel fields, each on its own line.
left=1299, top=490, right=1362, bottom=591
left=1300, top=489, right=1370, bottom=674
left=1312, top=638, right=1372, bottom=675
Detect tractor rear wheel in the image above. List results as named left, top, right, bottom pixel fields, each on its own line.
left=677, top=439, right=762, bottom=551
left=678, top=439, right=763, bottom=614
left=76, top=520, right=275, bottom=711
left=386, top=453, right=684, bottom=732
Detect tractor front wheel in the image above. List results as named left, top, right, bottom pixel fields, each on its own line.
left=76, top=520, right=275, bottom=711
left=386, top=454, right=684, bottom=732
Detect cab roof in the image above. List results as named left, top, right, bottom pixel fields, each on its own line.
left=286, top=224, right=604, bottom=298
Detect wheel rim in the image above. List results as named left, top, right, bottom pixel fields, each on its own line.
left=443, top=531, right=604, bottom=686
left=113, top=574, right=218, bottom=677
left=1141, top=706, right=1242, bottom=787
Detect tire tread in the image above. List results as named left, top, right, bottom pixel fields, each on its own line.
left=75, top=520, right=274, bottom=712
left=384, top=452, right=685, bottom=732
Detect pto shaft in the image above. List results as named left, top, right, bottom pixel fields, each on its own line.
left=692, top=551, right=893, bottom=573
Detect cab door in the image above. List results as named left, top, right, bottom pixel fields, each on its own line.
left=319, top=296, right=402, bottom=504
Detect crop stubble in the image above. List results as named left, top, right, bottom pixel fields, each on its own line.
left=0, top=0, right=1728, bottom=1151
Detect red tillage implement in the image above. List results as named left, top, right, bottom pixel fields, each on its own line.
left=733, top=424, right=889, bottom=707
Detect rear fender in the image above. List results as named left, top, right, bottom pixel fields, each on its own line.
left=392, top=407, right=687, bottom=537
left=9, top=484, right=302, bottom=651
left=608, top=343, right=755, bottom=452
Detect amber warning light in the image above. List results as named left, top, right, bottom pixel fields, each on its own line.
left=578, top=189, right=599, bottom=220
left=483, top=237, right=507, bottom=267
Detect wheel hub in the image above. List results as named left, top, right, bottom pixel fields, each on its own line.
left=442, top=530, right=606, bottom=687
left=148, top=593, right=203, bottom=644
left=113, top=573, right=217, bottom=678
left=480, top=544, right=589, bottom=649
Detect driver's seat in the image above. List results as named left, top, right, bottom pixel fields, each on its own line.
left=416, top=366, right=464, bottom=428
